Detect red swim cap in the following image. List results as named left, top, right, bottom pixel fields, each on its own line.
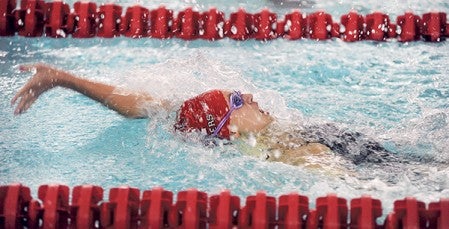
left=175, top=90, right=231, bottom=139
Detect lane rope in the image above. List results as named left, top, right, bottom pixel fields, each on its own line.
left=1, top=0, right=448, bottom=41
left=1, top=183, right=448, bottom=228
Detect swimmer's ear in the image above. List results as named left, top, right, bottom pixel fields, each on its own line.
left=230, top=131, right=240, bottom=139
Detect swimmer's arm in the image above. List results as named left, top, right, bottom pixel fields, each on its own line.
left=11, top=64, right=168, bottom=118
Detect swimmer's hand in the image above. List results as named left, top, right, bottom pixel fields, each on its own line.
left=11, top=64, right=63, bottom=115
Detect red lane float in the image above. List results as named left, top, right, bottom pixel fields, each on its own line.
left=239, top=191, right=277, bottom=228
left=100, top=186, right=140, bottom=228
left=68, top=1, right=97, bottom=38
left=70, top=185, right=103, bottom=229
left=97, top=4, right=122, bottom=38
left=226, top=8, right=254, bottom=40
left=121, top=5, right=150, bottom=38
left=281, top=11, right=306, bottom=40
left=172, top=189, right=208, bottom=228
left=208, top=190, right=240, bottom=228
left=422, top=12, right=447, bottom=42
left=397, top=12, right=422, bottom=42
left=393, top=197, right=427, bottom=228
left=201, top=8, right=225, bottom=40
left=314, top=194, right=348, bottom=227
left=149, top=6, right=174, bottom=39
left=428, top=198, right=449, bottom=228
left=0, top=183, right=32, bottom=229
left=253, top=9, right=277, bottom=40
left=277, top=193, right=309, bottom=228
left=14, top=0, right=46, bottom=37
left=0, top=0, right=17, bottom=36
left=44, top=1, right=70, bottom=37
left=174, top=7, right=200, bottom=40
left=365, top=12, right=393, bottom=41
left=340, top=11, right=365, bottom=42
left=1, top=184, right=449, bottom=228
left=307, top=11, right=333, bottom=40
left=140, top=187, right=173, bottom=228
left=350, top=195, right=382, bottom=228
left=36, top=184, right=70, bottom=228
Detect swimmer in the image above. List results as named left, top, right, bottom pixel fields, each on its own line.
left=11, top=64, right=395, bottom=175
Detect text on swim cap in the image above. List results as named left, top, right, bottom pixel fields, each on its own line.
left=206, top=114, right=216, bottom=133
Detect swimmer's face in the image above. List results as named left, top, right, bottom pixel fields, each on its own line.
left=221, top=90, right=273, bottom=135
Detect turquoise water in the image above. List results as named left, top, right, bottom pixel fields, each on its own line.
left=1, top=0, right=449, bottom=215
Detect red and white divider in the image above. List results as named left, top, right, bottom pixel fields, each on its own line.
left=1, top=0, right=448, bottom=42
left=1, top=183, right=449, bottom=228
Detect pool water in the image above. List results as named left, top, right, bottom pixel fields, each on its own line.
left=1, top=0, right=449, bottom=216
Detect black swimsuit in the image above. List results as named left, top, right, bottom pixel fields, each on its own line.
left=297, top=123, right=400, bottom=165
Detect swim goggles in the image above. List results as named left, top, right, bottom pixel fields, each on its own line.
left=212, top=91, right=244, bottom=137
